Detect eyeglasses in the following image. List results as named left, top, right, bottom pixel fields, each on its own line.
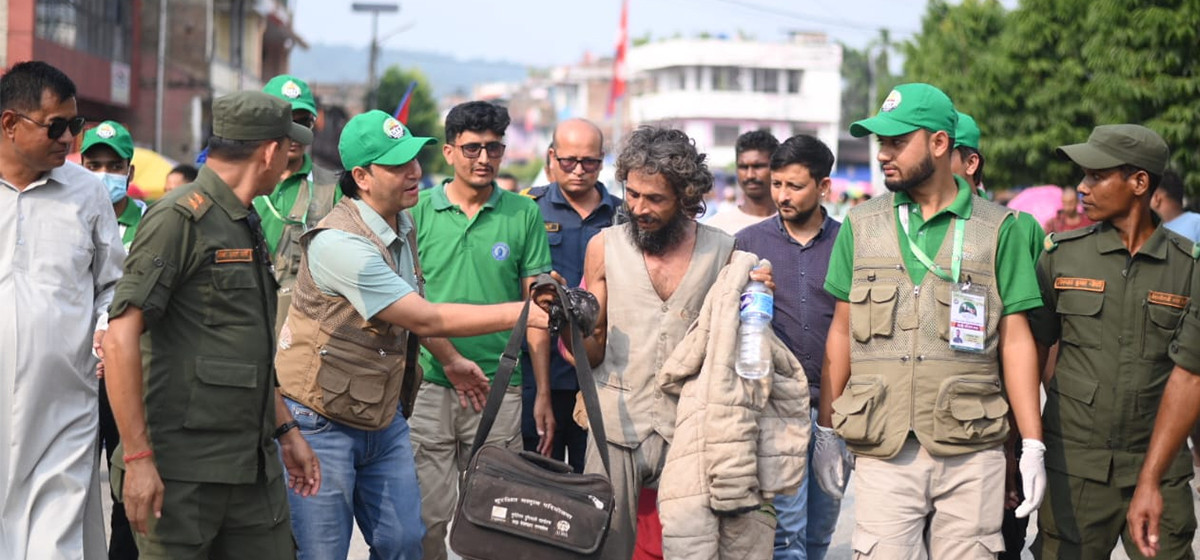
left=556, top=156, right=603, bottom=174
left=453, top=141, right=506, bottom=159
left=14, top=113, right=86, bottom=139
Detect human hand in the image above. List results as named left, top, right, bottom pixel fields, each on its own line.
left=1127, top=479, right=1164, bottom=557
left=123, top=457, right=164, bottom=535
left=812, top=423, right=853, bottom=499
left=527, top=303, right=550, bottom=330
left=749, top=259, right=775, bottom=292
left=443, top=357, right=490, bottom=412
left=533, top=392, right=556, bottom=456
left=1014, top=439, right=1046, bottom=518
left=1004, top=445, right=1020, bottom=509
left=279, top=430, right=321, bottom=497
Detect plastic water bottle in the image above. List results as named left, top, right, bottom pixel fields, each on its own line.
left=736, top=259, right=773, bottom=380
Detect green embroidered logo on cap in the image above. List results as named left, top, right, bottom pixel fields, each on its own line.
left=383, top=117, right=405, bottom=139
left=881, top=90, right=902, bottom=112
left=96, top=123, right=116, bottom=138
left=281, top=80, right=302, bottom=99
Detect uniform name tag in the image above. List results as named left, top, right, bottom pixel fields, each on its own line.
left=949, top=283, right=987, bottom=353
left=215, top=249, right=254, bottom=263
left=545, top=222, right=561, bottom=233
left=1054, top=277, right=1106, bottom=292
left=1148, top=291, right=1189, bottom=309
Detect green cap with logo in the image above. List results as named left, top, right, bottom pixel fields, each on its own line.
left=263, top=74, right=317, bottom=115
left=339, top=110, right=435, bottom=169
left=212, top=91, right=313, bottom=145
left=80, top=120, right=134, bottom=160
left=850, top=83, right=958, bottom=139
left=1056, top=124, right=1170, bottom=175
left=954, top=112, right=980, bottom=150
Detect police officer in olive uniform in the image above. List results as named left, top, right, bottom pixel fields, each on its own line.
left=1029, top=124, right=1200, bottom=559
left=258, top=74, right=342, bottom=333
left=102, top=91, right=321, bottom=559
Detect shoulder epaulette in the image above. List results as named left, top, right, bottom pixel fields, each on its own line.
left=521, top=185, right=548, bottom=200
left=1043, top=226, right=1096, bottom=253
left=174, top=190, right=213, bottom=220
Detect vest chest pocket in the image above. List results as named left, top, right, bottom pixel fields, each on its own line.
left=316, top=337, right=395, bottom=428
left=848, top=285, right=897, bottom=343
left=184, top=357, right=260, bottom=432
left=1142, top=301, right=1184, bottom=360
left=935, top=284, right=952, bottom=340
left=1056, top=289, right=1104, bottom=349
left=932, top=375, right=1008, bottom=445
left=831, top=376, right=885, bottom=445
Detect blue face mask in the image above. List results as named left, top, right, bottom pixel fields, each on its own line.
left=97, top=172, right=130, bottom=204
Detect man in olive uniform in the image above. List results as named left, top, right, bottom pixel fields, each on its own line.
left=1030, top=124, right=1200, bottom=559
left=102, top=91, right=321, bottom=558
left=259, top=74, right=342, bottom=332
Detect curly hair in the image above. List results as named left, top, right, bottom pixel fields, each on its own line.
left=616, top=126, right=713, bottom=217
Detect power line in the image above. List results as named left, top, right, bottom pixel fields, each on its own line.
left=697, top=0, right=917, bottom=36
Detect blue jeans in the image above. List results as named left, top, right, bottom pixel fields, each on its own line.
left=773, top=411, right=843, bottom=560
left=284, top=398, right=424, bottom=560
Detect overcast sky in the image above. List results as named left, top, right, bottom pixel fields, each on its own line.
left=291, top=0, right=962, bottom=67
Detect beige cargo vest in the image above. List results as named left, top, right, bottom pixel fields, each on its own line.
left=596, top=222, right=734, bottom=447
left=276, top=199, right=422, bottom=431
left=832, top=193, right=1011, bottom=459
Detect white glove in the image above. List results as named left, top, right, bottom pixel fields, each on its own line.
left=1014, top=438, right=1046, bottom=518
left=812, top=423, right=854, bottom=499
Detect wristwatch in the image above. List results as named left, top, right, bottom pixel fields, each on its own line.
left=272, top=420, right=300, bottom=439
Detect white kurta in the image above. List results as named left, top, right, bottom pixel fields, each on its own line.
left=0, top=161, right=124, bottom=559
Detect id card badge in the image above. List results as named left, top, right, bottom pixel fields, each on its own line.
left=949, top=283, right=987, bottom=353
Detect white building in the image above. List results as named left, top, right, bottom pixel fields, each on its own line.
left=628, top=32, right=842, bottom=168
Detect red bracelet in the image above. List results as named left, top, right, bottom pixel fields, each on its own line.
left=123, top=450, right=153, bottom=463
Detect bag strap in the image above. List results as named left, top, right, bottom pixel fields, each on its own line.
left=468, top=278, right=611, bottom=476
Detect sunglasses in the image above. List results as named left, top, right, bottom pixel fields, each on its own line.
left=15, top=113, right=86, bottom=139
left=556, top=156, right=602, bottom=174
left=453, top=141, right=505, bottom=159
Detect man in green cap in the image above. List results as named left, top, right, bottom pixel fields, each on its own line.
left=1029, top=124, right=1200, bottom=559
left=80, top=119, right=142, bottom=559
left=274, top=109, right=550, bottom=560
left=102, top=90, right=321, bottom=559
left=259, top=74, right=343, bottom=333
left=815, top=83, right=1046, bottom=558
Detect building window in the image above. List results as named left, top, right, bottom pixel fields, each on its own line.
left=657, top=67, right=687, bottom=92
left=787, top=70, right=804, bottom=94
left=35, top=0, right=133, bottom=63
left=752, top=69, right=779, bottom=93
left=712, top=67, right=741, bottom=92
left=713, top=124, right=740, bottom=147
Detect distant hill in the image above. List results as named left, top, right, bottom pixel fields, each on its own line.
left=289, top=43, right=530, bottom=98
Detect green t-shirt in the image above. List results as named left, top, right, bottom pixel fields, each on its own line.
left=824, top=177, right=1043, bottom=315
left=117, top=198, right=146, bottom=251
left=411, top=181, right=553, bottom=387
left=253, top=154, right=343, bottom=253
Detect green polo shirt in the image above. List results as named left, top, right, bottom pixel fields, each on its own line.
left=411, top=181, right=553, bottom=387
left=117, top=198, right=146, bottom=250
left=824, top=176, right=1043, bottom=315
left=253, top=154, right=343, bottom=253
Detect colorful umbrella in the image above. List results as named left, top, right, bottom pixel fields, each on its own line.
left=128, top=147, right=178, bottom=201
left=1006, top=185, right=1063, bottom=227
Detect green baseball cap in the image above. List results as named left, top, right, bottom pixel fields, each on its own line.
left=850, top=83, right=958, bottom=139
left=1056, top=124, right=1169, bottom=175
left=263, top=74, right=317, bottom=115
left=80, top=120, right=134, bottom=159
left=338, top=110, right=435, bottom=170
left=212, top=91, right=312, bottom=145
left=954, top=112, right=980, bottom=150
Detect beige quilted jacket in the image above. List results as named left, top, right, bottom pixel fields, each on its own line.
left=656, top=250, right=811, bottom=559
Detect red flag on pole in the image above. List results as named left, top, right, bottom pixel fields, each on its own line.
left=606, top=0, right=629, bottom=118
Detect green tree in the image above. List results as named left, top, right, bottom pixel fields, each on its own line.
left=372, top=65, right=449, bottom=177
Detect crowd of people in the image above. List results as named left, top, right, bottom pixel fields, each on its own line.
left=1, top=57, right=1199, bottom=560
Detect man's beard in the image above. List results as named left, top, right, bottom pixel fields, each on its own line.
left=629, top=211, right=687, bottom=256
left=780, top=202, right=819, bottom=226
left=885, top=153, right=935, bottom=193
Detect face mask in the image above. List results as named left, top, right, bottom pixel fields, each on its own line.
left=96, top=172, right=130, bottom=204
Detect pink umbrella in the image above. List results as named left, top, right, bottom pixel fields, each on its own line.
left=1006, top=185, right=1063, bottom=227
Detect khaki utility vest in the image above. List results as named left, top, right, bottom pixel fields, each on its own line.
left=832, top=193, right=1011, bottom=459
left=276, top=199, right=422, bottom=430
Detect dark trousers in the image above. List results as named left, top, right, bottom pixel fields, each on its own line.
left=999, top=467, right=1028, bottom=560
left=100, top=379, right=138, bottom=559
left=522, top=389, right=588, bottom=472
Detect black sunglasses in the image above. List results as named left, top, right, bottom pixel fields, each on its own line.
left=454, top=141, right=506, bottom=159
left=556, top=156, right=603, bottom=174
left=15, top=113, right=86, bottom=139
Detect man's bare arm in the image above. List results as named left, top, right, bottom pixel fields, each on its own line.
left=376, top=294, right=546, bottom=337
left=564, top=233, right=608, bottom=367
left=1000, top=312, right=1042, bottom=441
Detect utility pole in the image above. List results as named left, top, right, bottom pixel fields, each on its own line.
left=352, top=3, right=399, bottom=111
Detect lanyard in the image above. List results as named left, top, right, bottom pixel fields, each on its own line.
left=259, top=173, right=313, bottom=226
left=898, top=204, right=964, bottom=283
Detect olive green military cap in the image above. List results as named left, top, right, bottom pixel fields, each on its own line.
left=1056, top=124, right=1169, bottom=175
left=212, top=91, right=312, bottom=145
left=81, top=121, right=134, bottom=159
